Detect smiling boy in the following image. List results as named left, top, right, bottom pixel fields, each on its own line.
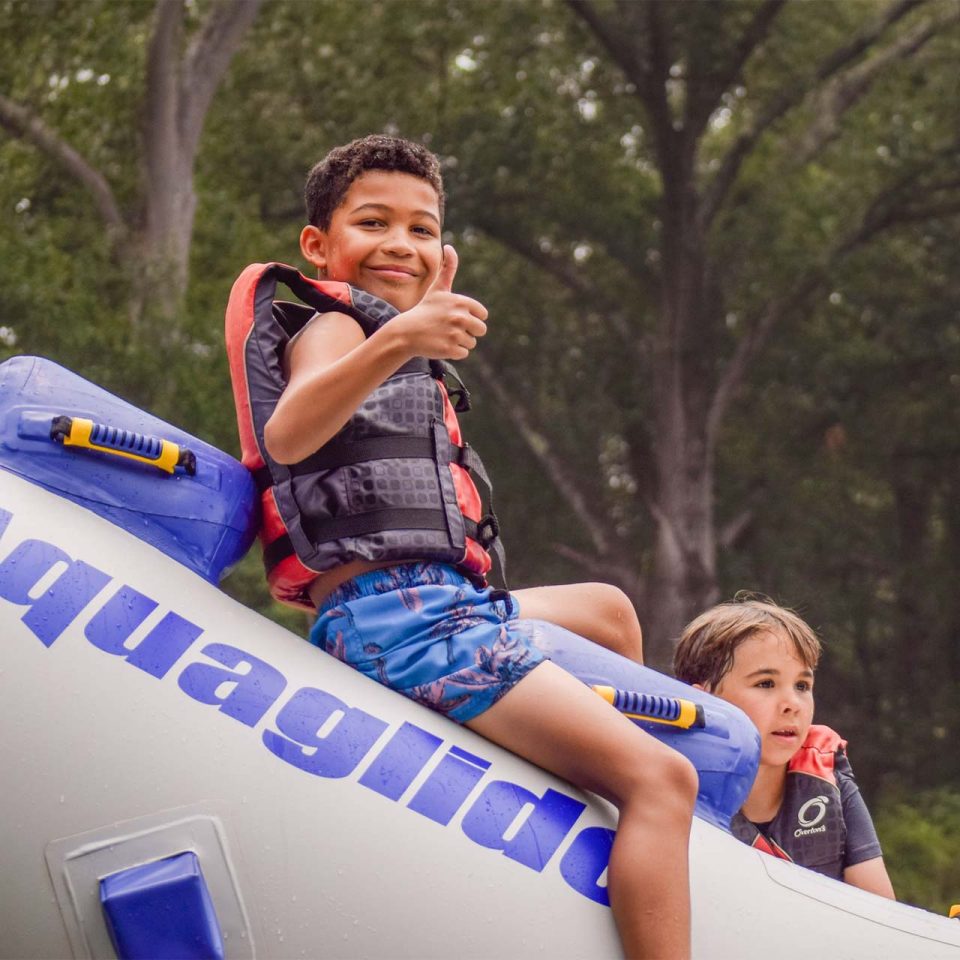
left=228, top=135, right=695, bottom=958
left=674, top=597, right=895, bottom=898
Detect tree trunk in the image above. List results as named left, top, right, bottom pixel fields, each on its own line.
left=0, top=0, right=262, bottom=361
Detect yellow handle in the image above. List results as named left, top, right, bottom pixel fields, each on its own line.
left=593, top=685, right=705, bottom=730
left=51, top=416, right=195, bottom=475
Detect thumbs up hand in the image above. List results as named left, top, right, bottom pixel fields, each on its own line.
left=430, top=243, right=460, bottom=294
left=392, top=245, right=488, bottom=361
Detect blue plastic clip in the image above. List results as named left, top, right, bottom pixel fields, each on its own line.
left=99, top=851, right=224, bottom=959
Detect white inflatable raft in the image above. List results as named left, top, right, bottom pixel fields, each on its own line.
left=0, top=356, right=958, bottom=959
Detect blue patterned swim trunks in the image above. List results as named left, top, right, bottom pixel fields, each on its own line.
left=309, top=563, right=547, bottom=723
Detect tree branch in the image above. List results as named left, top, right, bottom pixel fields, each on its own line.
left=472, top=213, right=635, bottom=343
left=468, top=352, right=617, bottom=558
left=144, top=0, right=183, bottom=195
left=794, top=6, right=957, bottom=165
left=685, top=0, right=788, bottom=138
left=567, top=0, right=647, bottom=95
left=553, top=542, right=644, bottom=595
left=719, top=505, right=756, bottom=550
left=706, top=148, right=960, bottom=455
left=567, top=0, right=675, bottom=171
left=706, top=277, right=821, bottom=460
left=837, top=148, right=960, bottom=252
left=701, top=0, right=928, bottom=228
left=0, top=93, right=126, bottom=240
left=180, top=0, right=264, bottom=160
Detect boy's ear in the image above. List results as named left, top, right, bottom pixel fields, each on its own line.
left=692, top=682, right=705, bottom=691
left=300, top=225, right=328, bottom=274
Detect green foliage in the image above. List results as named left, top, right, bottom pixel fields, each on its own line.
left=2, top=0, right=960, bottom=806
left=873, top=789, right=960, bottom=914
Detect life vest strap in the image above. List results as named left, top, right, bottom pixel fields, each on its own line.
left=263, top=512, right=492, bottom=577
left=298, top=436, right=436, bottom=474
left=430, top=360, right=471, bottom=412
left=253, top=435, right=493, bottom=492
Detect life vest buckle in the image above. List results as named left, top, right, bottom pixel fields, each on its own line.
left=455, top=442, right=472, bottom=468
left=448, top=384, right=471, bottom=413
left=476, top=513, right=500, bottom=547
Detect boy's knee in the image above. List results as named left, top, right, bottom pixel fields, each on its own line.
left=661, top=749, right=699, bottom=808
left=619, top=741, right=698, bottom=812
left=595, top=583, right=643, bottom=660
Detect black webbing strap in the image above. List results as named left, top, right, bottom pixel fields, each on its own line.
left=257, top=428, right=483, bottom=485
left=448, top=442, right=505, bottom=583
left=429, top=359, right=471, bottom=412
left=297, top=436, right=434, bottom=474
left=253, top=465, right=273, bottom=495
left=263, top=532, right=296, bottom=574
left=474, top=513, right=506, bottom=586
left=267, top=264, right=394, bottom=338
left=263, top=511, right=490, bottom=576
left=304, top=507, right=451, bottom=543
left=253, top=436, right=433, bottom=493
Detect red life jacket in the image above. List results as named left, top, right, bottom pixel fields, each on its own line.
left=224, top=262, right=503, bottom=610
left=730, top=725, right=849, bottom=878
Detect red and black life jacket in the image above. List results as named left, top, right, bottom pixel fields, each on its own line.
left=224, top=262, right=503, bottom=610
left=730, top=725, right=848, bottom=879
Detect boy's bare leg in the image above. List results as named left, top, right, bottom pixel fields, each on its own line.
left=512, top=583, right=644, bottom=663
left=467, top=660, right=696, bottom=960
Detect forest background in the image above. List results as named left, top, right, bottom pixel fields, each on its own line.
left=1, top=0, right=958, bottom=912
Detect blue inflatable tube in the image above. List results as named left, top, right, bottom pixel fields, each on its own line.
left=0, top=356, right=257, bottom=584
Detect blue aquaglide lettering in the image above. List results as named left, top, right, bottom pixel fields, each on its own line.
left=85, top=585, right=158, bottom=651
left=124, top=612, right=204, bottom=679
left=0, top=537, right=110, bottom=647
left=85, top=586, right=201, bottom=678
left=178, top=642, right=286, bottom=725
left=0, top=507, right=615, bottom=909
left=263, top=687, right=388, bottom=778
left=560, top=826, right=615, bottom=906
left=461, top=781, right=587, bottom=872
left=407, top=745, right=491, bottom=826
left=358, top=721, right=442, bottom=801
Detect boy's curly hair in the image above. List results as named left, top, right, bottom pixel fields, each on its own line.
left=304, top=135, right=445, bottom=229
left=673, top=593, right=821, bottom=691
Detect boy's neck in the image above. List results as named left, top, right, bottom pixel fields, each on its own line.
left=741, top=763, right=788, bottom=823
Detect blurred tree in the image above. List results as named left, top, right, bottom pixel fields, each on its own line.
left=872, top=788, right=960, bottom=913
left=2, top=0, right=959, bottom=806
left=431, top=0, right=960, bottom=664
left=0, top=0, right=261, bottom=409
left=722, top=212, right=960, bottom=793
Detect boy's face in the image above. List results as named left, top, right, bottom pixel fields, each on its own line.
left=300, top=170, right=443, bottom=312
left=707, top=629, right=815, bottom=769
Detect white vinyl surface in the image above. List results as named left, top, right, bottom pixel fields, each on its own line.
left=1, top=469, right=958, bottom=959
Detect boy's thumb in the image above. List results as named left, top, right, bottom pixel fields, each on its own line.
left=432, top=244, right=458, bottom=293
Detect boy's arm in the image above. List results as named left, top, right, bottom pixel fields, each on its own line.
left=264, top=246, right=487, bottom=464
left=843, top=858, right=895, bottom=899
left=836, top=750, right=896, bottom=899
left=264, top=310, right=402, bottom=464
